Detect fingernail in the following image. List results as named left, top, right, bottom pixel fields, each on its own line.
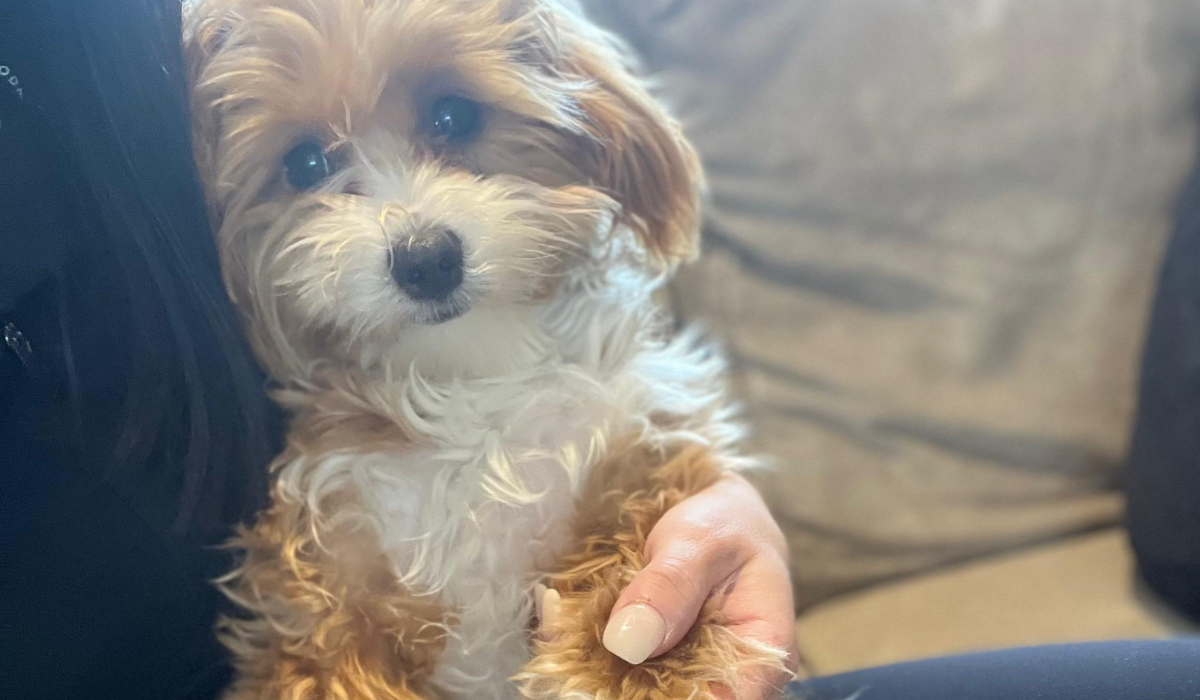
left=534, top=584, right=548, bottom=623
left=542, top=589, right=562, bottom=630
left=602, top=604, right=666, bottom=665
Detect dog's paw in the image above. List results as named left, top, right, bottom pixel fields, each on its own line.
left=517, top=585, right=787, bottom=700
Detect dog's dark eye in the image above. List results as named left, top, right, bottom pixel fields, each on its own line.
left=283, top=141, right=332, bottom=190
left=431, top=95, right=482, bottom=142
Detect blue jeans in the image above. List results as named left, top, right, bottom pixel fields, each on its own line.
left=785, top=641, right=1200, bottom=700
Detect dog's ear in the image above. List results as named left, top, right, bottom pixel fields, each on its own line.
left=182, top=2, right=242, bottom=224
left=184, top=2, right=242, bottom=82
left=527, top=4, right=704, bottom=266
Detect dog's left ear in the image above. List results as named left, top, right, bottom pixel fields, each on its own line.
left=530, top=5, right=704, bottom=266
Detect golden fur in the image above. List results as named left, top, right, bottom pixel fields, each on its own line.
left=185, top=0, right=789, bottom=698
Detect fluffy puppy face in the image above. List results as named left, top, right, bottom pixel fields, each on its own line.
left=187, top=0, right=702, bottom=380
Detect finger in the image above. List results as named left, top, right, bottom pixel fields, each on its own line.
left=720, top=554, right=800, bottom=700
left=603, top=534, right=746, bottom=664
left=720, top=608, right=802, bottom=700
left=715, top=659, right=796, bottom=700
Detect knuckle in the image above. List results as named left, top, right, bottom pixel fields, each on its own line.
left=646, top=556, right=706, bottom=602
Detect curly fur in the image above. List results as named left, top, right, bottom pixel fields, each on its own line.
left=184, top=1, right=789, bottom=699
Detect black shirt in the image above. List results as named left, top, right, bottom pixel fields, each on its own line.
left=0, top=9, right=235, bottom=698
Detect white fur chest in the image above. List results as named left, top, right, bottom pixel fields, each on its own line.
left=323, top=364, right=650, bottom=700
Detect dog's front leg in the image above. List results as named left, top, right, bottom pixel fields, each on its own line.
left=515, top=444, right=789, bottom=700
left=218, top=499, right=448, bottom=700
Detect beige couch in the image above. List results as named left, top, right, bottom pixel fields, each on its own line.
left=584, top=0, right=1200, bottom=675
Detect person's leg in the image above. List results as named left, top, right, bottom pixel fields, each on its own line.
left=785, top=640, right=1200, bottom=700
left=1126, top=157, right=1200, bottom=624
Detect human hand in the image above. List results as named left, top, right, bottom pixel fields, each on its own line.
left=538, top=473, right=799, bottom=699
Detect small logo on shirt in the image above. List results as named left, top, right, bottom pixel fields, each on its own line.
left=0, top=64, right=24, bottom=100
left=0, top=62, right=27, bottom=132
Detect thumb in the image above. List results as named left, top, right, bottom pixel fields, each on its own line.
left=602, top=537, right=743, bottom=665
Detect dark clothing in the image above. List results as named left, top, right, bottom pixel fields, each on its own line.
left=1127, top=159, right=1200, bottom=624
left=1, top=395, right=235, bottom=700
left=1, top=286, right=236, bottom=700
left=787, top=641, right=1200, bottom=700
left=1, top=11, right=237, bottom=699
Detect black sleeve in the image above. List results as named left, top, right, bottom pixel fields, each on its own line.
left=2, top=6, right=236, bottom=697
left=1, top=333, right=235, bottom=700
left=0, top=2, right=81, bottom=311
left=1125, top=156, right=1200, bottom=624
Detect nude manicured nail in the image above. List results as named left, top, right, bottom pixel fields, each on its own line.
left=602, top=604, right=666, bottom=665
left=534, top=584, right=548, bottom=623
left=541, top=588, right=562, bottom=630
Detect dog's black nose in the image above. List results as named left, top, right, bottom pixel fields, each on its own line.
left=391, top=229, right=465, bottom=302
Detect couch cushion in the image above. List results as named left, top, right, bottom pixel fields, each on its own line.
left=584, top=0, right=1200, bottom=606
left=793, top=529, right=1197, bottom=675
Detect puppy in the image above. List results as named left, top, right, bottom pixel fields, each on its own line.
left=185, top=1, right=789, bottom=698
